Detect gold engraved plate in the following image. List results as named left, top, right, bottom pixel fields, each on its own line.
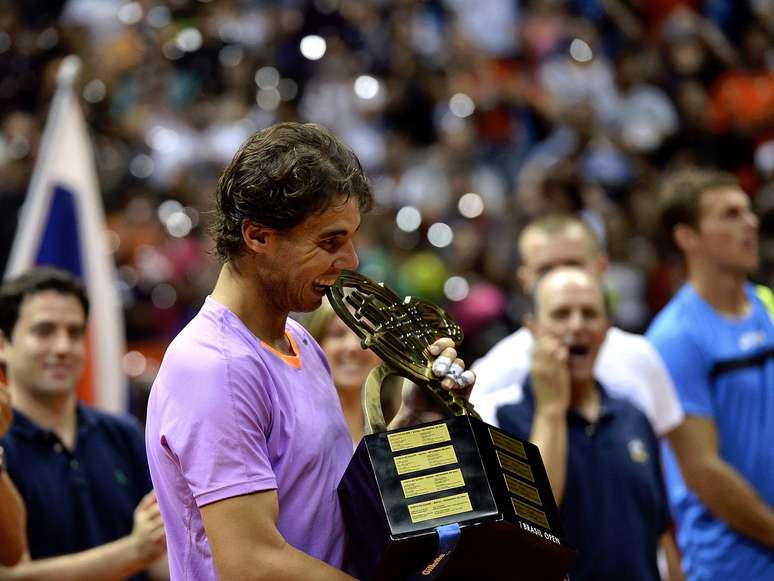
left=394, top=445, right=458, bottom=475
left=489, top=428, right=527, bottom=460
left=388, top=424, right=451, bottom=453
left=401, top=469, right=465, bottom=499
left=496, top=450, right=534, bottom=482
left=512, top=498, right=550, bottom=529
left=408, top=492, right=473, bottom=524
left=504, top=474, right=542, bottom=506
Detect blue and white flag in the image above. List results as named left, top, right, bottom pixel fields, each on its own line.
left=5, top=56, right=127, bottom=412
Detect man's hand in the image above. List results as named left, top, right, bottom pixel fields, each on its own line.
left=130, top=492, right=166, bottom=566
left=0, top=385, right=11, bottom=439
left=389, top=338, right=476, bottom=427
left=525, top=325, right=571, bottom=503
left=529, top=333, right=571, bottom=418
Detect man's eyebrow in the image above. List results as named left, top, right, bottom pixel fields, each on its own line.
left=319, top=222, right=361, bottom=237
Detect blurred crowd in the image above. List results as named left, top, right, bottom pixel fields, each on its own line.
left=1, top=0, right=773, bottom=371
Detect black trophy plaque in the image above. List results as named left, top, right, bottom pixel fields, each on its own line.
left=327, top=271, right=575, bottom=581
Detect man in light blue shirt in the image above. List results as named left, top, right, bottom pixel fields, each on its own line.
left=647, top=169, right=774, bottom=580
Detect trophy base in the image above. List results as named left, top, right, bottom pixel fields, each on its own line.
left=339, top=416, right=576, bottom=581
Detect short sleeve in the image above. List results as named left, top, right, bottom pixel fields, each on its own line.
left=634, top=341, right=685, bottom=435
left=646, top=327, right=714, bottom=420
left=156, top=345, right=278, bottom=508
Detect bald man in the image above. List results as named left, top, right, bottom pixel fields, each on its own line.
left=495, top=267, right=669, bottom=581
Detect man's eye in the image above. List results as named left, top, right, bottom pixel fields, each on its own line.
left=321, top=239, right=340, bottom=251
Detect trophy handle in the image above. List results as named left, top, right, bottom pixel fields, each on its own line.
left=363, top=363, right=469, bottom=434
left=362, top=364, right=399, bottom=434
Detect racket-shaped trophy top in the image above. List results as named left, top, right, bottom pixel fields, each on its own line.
left=325, top=269, right=477, bottom=418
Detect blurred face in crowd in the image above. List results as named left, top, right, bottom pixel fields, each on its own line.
left=690, top=186, right=759, bottom=275
left=259, top=196, right=361, bottom=314
left=534, top=268, right=609, bottom=385
left=518, top=223, right=608, bottom=293
left=0, top=291, right=86, bottom=397
left=321, top=316, right=380, bottom=391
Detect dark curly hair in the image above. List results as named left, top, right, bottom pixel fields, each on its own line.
left=211, top=122, right=373, bottom=261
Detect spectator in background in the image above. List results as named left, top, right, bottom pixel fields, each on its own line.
left=0, top=267, right=167, bottom=580
left=473, top=214, right=684, bottom=440
left=495, top=267, right=669, bottom=581
left=647, top=169, right=774, bottom=580
left=303, top=298, right=388, bottom=445
left=0, top=385, right=25, bottom=566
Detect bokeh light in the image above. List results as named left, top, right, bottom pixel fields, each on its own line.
left=300, top=35, right=326, bottom=60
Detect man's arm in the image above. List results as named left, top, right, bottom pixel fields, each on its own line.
left=0, top=385, right=25, bottom=566
left=527, top=333, right=571, bottom=505
left=201, top=490, right=355, bottom=581
left=668, top=417, right=774, bottom=547
left=659, top=532, right=685, bottom=581
left=0, top=490, right=166, bottom=581
left=0, top=472, right=25, bottom=566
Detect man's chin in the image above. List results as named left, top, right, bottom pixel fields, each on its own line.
left=34, top=384, right=77, bottom=398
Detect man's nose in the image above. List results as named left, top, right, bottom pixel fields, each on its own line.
left=52, top=329, right=74, bottom=353
left=335, top=240, right=359, bottom=271
left=567, top=310, right=584, bottom=331
left=746, top=210, right=760, bottom=231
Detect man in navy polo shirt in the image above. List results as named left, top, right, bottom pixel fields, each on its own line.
left=496, top=266, right=668, bottom=581
left=0, top=267, right=168, bottom=580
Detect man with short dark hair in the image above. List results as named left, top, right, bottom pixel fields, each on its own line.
left=647, top=169, right=774, bottom=580
left=0, top=266, right=167, bottom=580
left=145, top=122, right=474, bottom=581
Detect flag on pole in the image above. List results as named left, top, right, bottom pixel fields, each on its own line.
left=5, top=55, right=127, bottom=413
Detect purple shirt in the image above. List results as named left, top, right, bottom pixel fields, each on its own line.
left=146, top=297, right=353, bottom=580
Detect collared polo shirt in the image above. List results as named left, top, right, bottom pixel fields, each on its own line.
left=497, top=379, right=668, bottom=581
left=1, top=402, right=152, bottom=575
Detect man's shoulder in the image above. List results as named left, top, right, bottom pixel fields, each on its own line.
left=602, top=390, right=658, bottom=440
left=646, top=288, right=702, bottom=344
left=78, top=403, right=145, bottom=442
left=603, top=327, right=662, bottom=363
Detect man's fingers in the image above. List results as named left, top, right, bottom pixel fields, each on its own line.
left=137, top=490, right=157, bottom=510
left=432, top=356, right=453, bottom=377
left=440, top=359, right=476, bottom=392
left=428, top=337, right=455, bottom=355
left=431, top=346, right=458, bottom=377
left=142, top=502, right=162, bottom=519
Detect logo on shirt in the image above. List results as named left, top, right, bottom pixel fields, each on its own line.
left=739, top=330, right=766, bottom=351
left=628, top=439, right=649, bottom=464
left=114, top=469, right=128, bottom=486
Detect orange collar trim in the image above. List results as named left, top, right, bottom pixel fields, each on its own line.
left=260, top=330, right=302, bottom=369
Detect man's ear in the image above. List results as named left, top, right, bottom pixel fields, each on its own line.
left=522, top=312, right=538, bottom=336
left=516, top=265, right=531, bottom=294
left=241, top=220, right=273, bottom=255
left=673, top=224, right=698, bottom=255
left=595, top=253, right=609, bottom=277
